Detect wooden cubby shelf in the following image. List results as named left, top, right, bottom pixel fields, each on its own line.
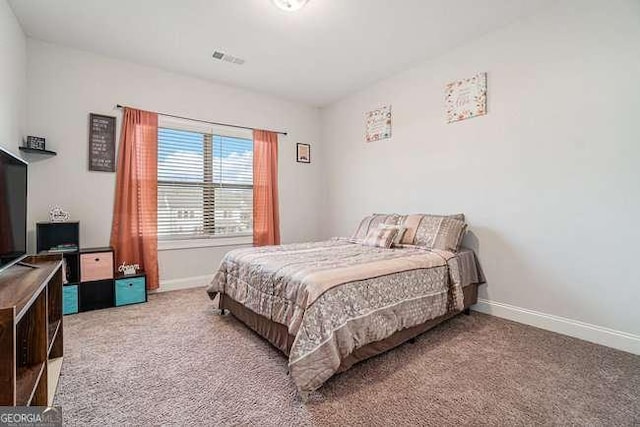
left=48, top=319, right=61, bottom=353
left=15, top=361, right=46, bottom=406
left=0, top=253, right=65, bottom=406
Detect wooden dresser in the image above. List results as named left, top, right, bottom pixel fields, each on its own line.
left=0, top=254, right=64, bottom=406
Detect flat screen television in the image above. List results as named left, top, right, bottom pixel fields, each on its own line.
left=0, top=147, right=27, bottom=273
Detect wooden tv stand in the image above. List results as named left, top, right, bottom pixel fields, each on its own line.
left=0, top=254, right=64, bottom=406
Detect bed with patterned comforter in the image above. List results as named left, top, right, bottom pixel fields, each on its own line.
left=207, top=238, right=484, bottom=394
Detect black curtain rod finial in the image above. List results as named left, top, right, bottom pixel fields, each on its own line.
left=114, top=104, right=287, bottom=136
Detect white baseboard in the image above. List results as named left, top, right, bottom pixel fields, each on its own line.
left=472, top=299, right=640, bottom=355
left=154, top=274, right=212, bottom=293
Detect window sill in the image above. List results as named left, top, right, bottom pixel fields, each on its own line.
left=158, top=236, right=252, bottom=251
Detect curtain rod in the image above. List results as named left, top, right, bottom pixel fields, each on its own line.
left=114, top=104, right=288, bottom=136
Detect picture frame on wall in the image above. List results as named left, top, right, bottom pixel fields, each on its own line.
left=445, top=72, right=487, bottom=123
left=296, top=143, right=311, bottom=163
left=88, top=113, right=116, bottom=172
left=365, top=105, right=392, bottom=142
left=25, top=136, right=46, bottom=150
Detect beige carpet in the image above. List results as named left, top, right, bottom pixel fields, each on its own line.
left=55, top=287, right=640, bottom=426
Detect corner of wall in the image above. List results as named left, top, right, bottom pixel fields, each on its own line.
left=0, top=0, right=27, bottom=155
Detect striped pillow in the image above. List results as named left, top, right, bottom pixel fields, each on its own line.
left=352, top=213, right=466, bottom=251
left=362, top=226, right=398, bottom=249
left=398, top=213, right=463, bottom=245
left=379, top=224, right=407, bottom=247
left=405, top=215, right=466, bottom=252
left=351, top=214, right=403, bottom=241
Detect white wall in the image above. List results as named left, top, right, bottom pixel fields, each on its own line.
left=26, top=39, right=322, bottom=287
left=320, top=0, right=640, bottom=349
left=0, top=0, right=26, bottom=154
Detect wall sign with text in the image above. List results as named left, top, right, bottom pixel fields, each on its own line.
left=365, top=105, right=392, bottom=142
left=88, top=113, right=116, bottom=172
left=445, top=72, right=487, bottom=123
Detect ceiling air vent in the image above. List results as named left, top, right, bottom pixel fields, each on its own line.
left=212, top=51, right=245, bottom=65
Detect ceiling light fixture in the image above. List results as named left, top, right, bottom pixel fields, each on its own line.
left=271, top=0, right=310, bottom=12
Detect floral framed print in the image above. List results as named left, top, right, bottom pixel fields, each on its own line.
left=365, top=105, right=392, bottom=142
left=296, top=143, right=311, bottom=163
left=445, top=72, right=487, bottom=123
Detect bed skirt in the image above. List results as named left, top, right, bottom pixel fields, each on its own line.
left=219, top=283, right=478, bottom=371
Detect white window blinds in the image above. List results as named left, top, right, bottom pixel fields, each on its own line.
left=157, top=127, right=253, bottom=239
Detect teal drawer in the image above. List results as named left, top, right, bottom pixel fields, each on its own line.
left=115, top=276, right=146, bottom=306
left=63, top=285, right=79, bottom=315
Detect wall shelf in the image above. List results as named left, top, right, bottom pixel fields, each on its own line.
left=19, top=147, right=57, bottom=156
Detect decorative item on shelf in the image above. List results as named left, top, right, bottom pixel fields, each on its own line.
left=49, top=205, right=70, bottom=223
left=118, top=261, right=140, bottom=276
left=88, top=113, right=116, bottom=172
left=25, top=135, right=46, bottom=150
left=445, top=72, right=487, bottom=123
left=47, top=243, right=78, bottom=253
left=296, top=143, right=311, bottom=163
left=365, top=105, right=392, bottom=142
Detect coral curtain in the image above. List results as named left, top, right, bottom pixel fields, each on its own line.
left=253, top=129, right=280, bottom=246
left=110, top=108, right=159, bottom=290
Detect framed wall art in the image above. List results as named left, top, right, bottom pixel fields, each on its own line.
left=445, top=72, right=487, bottom=123
left=296, top=143, right=311, bottom=163
left=365, top=105, right=392, bottom=142
left=25, top=136, right=46, bottom=150
left=88, top=113, right=116, bottom=172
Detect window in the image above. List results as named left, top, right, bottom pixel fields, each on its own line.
left=157, top=123, right=253, bottom=241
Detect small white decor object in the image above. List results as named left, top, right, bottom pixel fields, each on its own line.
left=49, top=206, right=70, bottom=222
left=365, top=105, right=392, bottom=142
left=118, top=262, right=140, bottom=276
left=445, top=72, right=487, bottom=123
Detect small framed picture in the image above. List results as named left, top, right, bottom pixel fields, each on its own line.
left=26, top=136, right=46, bottom=150
left=296, top=143, right=311, bottom=163
left=445, top=72, right=487, bottom=123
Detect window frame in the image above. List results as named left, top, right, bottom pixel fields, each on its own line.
left=156, top=116, right=254, bottom=250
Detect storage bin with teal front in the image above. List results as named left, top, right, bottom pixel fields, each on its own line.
left=115, top=273, right=147, bottom=307
left=62, top=284, right=79, bottom=315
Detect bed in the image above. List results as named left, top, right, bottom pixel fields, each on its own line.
left=207, top=214, right=485, bottom=397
